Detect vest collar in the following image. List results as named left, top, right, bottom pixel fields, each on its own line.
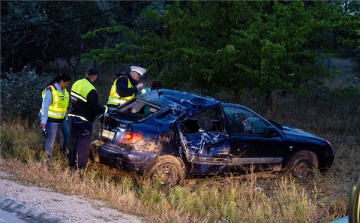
left=125, top=72, right=139, bottom=86
left=85, top=77, right=95, bottom=86
left=54, top=82, right=65, bottom=94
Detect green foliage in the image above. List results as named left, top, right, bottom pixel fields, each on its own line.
left=1, top=1, right=151, bottom=73
left=0, top=66, right=52, bottom=121
left=1, top=1, right=49, bottom=71
left=82, top=25, right=141, bottom=66
left=82, top=1, right=358, bottom=104
left=332, top=86, right=360, bottom=98
left=1, top=1, right=97, bottom=72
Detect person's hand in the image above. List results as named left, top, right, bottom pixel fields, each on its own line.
left=136, top=83, right=144, bottom=89
left=41, top=123, right=46, bottom=130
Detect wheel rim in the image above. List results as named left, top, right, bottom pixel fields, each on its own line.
left=293, top=162, right=309, bottom=178
left=154, top=164, right=177, bottom=185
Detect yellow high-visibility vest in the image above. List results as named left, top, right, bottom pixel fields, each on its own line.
left=68, top=78, right=97, bottom=121
left=40, top=85, right=69, bottom=121
left=107, top=76, right=134, bottom=106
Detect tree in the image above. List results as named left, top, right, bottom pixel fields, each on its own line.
left=82, top=1, right=359, bottom=106
left=1, top=1, right=49, bottom=71
left=1, top=1, right=151, bottom=76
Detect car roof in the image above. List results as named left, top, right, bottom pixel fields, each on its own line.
left=138, top=89, right=221, bottom=115
left=221, top=102, right=249, bottom=109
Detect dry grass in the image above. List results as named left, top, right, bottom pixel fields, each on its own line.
left=1, top=89, right=359, bottom=222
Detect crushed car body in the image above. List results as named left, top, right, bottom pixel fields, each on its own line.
left=90, top=89, right=335, bottom=186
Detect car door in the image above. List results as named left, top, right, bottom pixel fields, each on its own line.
left=223, top=106, right=286, bottom=166
left=179, top=107, right=230, bottom=165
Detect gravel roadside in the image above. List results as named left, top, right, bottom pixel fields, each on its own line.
left=0, top=171, right=143, bottom=223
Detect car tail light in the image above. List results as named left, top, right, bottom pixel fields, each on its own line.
left=119, top=132, right=143, bottom=144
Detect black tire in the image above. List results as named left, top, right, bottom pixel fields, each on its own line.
left=144, top=155, right=186, bottom=187
left=349, top=174, right=360, bottom=223
left=90, top=142, right=100, bottom=163
left=285, top=151, right=318, bottom=178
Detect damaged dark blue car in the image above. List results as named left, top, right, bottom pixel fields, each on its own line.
left=90, top=89, right=334, bottom=186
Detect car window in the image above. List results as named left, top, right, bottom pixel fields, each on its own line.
left=118, top=99, right=161, bottom=119
left=223, top=107, right=269, bottom=134
left=182, top=107, right=223, bottom=133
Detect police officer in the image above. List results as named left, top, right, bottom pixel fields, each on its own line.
left=68, top=67, right=108, bottom=169
left=107, top=66, right=146, bottom=108
left=40, top=73, right=71, bottom=158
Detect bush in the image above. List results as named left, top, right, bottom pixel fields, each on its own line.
left=0, top=65, right=52, bottom=121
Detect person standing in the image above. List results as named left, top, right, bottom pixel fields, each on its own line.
left=40, top=73, right=71, bottom=158
left=107, top=66, right=146, bottom=108
left=150, top=80, right=163, bottom=91
left=57, top=117, right=69, bottom=158
left=68, top=67, right=108, bottom=169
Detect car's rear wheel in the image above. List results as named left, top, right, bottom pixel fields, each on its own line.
left=144, top=155, right=186, bottom=187
left=90, top=140, right=102, bottom=163
left=285, top=151, right=318, bottom=178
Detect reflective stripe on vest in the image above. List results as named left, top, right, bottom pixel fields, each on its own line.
left=68, top=114, right=88, bottom=122
left=70, top=91, right=87, bottom=102
left=40, top=85, right=69, bottom=120
left=107, top=76, right=134, bottom=106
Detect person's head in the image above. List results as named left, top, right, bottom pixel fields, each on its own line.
left=129, top=66, right=146, bottom=81
left=48, top=73, right=71, bottom=89
left=86, top=67, right=99, bottom=83
left=150, top=80, right=162, bottom=90
left=197, top=116, right=213, bottom=131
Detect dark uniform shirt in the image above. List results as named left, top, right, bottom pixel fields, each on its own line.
left=115, top=72, right=139, bottom=97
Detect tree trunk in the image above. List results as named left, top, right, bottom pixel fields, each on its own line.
left=233, top=91, right=241, bottom=104
left=265, top=90, right=273, bottom=108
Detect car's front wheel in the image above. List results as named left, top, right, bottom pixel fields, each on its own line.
left=144, top=155, right=186, bottom=187
left=349, top=174, right=360, bottom=223
left=285, top=151, right=319, bottom=178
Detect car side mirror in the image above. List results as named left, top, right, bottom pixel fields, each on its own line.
left=264, top=126, right=278, bottom=137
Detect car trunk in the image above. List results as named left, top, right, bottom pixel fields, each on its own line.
left=99, top=114, right=129, bottom=145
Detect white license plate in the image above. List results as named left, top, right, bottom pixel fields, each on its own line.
left=102, top=130, right=115, bottom=140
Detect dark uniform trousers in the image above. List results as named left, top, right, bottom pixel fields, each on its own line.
left=69, top=116, right=92, bottom=169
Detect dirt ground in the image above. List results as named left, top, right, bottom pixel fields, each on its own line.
left=0, top=170, right=143, bottom=223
